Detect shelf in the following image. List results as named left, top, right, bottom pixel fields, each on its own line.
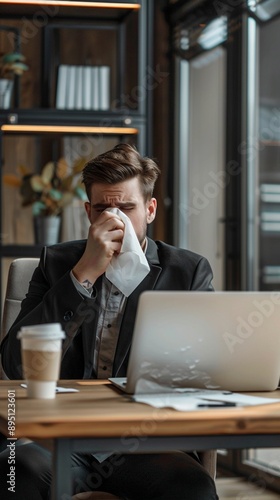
left=0, top=109, right=144, bottom=139
left=1, top=124, right=139, bottom=135
left=0, top=0, right=151, bottom=317
left=0, top=1, right=141, bottom=20
left=0, top=109, right=144, bottom=125
left=1, top=3, right=142, bottom=111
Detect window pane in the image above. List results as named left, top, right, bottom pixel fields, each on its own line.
left=246, top=449, right=280, bottom=473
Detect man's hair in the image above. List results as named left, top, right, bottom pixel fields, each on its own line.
left=82, top=143, right=160, bottom=201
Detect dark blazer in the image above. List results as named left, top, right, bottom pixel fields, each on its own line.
left=0, top=238, right=213, bottom=380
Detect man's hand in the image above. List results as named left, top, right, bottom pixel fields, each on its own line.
left=72, top=211, right=125, bottom=285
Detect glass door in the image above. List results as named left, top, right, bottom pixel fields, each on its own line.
left=173, top=18, right=227, bottom=291
left=257, top=9, right=280, bottom=291
left=170, top=0, right=280, bottom=483
left=235, top=0, right=280, bottom=491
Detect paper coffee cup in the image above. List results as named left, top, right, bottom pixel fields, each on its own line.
left=17, top=323, right=65, bottom=399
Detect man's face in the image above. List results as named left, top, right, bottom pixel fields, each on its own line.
left=85, top=176, right=157, bottom=247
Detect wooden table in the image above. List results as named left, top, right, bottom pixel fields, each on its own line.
left=0, top=380, right=280, bottom=499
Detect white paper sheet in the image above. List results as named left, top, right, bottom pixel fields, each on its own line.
left=132, top=389, right=279, bottom=411
left=21, top=384, right=79, bottom=393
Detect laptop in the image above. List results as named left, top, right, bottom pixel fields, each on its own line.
left=109, top=291, right=280, bottom=393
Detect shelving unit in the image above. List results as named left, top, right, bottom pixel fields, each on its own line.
left=0, top=0, right=153, bottom=314
left=259, top=103, right=280, bottom=290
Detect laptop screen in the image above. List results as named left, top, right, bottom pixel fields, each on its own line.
left=125, top=291, right=280, bottom=393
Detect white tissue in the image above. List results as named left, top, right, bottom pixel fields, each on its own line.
left=105, top=208, right=150, bottom=296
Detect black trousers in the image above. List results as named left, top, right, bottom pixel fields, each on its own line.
left=0, top=441, right=218, bottom=500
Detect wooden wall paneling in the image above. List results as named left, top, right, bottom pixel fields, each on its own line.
left=0, top=19, right=41, bottom=108
left=3, top=135, right=36, bottom=244
left=152, top=3, right=171, bottom=243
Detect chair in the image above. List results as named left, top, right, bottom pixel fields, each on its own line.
left=1, top=258, right=216, bottom=498
left=1, top=258, right=40, bottom=379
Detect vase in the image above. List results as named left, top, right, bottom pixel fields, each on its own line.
left=33, top=215, right=61, bottom=246
left=0, top=79, right=13, bottom=108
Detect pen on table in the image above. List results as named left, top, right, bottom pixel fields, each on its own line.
left=197, top=402, right=237, bottom=408
left=200, top=397, right=238, bottom=405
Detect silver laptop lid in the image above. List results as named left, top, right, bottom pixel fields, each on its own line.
left=125, top=291, right=280, bottom=393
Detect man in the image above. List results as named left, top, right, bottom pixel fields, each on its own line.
left=0, top=143, right=218, bottom=499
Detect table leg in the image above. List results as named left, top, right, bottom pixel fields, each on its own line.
left=51, top=438, right=72, bottom=500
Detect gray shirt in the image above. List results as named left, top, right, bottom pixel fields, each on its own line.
left=70, top=272, right=126, bottom=378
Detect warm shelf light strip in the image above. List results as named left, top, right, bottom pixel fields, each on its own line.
left=1, top=124, right=139, bottom=134
left=0, top=1, right=140, bottom=9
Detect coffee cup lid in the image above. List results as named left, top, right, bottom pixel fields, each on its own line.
left=17, top=323, right=65, bottom=340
